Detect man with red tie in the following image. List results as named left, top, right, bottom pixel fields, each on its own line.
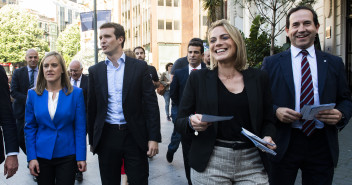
left=262, top=6, right=352, bottom=185
left=168, top=40, right=206, bottom=185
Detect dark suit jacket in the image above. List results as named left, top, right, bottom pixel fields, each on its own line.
left=175, top=68, right=276, bottom=172
left=170, top=63, right=206, bottom=106
left=88, top=56, right=161, bottom=153
left=0, top=66, right=19, bottom=164
left=71, top=74, right=88, bottom=109
left=262, top=49, right=352, bottom=166
left=11, top=66, right=30, bottom=119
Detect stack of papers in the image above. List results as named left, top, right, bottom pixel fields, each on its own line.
left=301, top=103, right=336, bottom=120
left=241, top=128, right=277, bottom=156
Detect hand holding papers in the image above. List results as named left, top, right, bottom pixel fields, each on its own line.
left=301, top=103, right=336, bottom=120
left=241, top=128, right=277, bottom=156
left=192, top=114, right=234, bottom=136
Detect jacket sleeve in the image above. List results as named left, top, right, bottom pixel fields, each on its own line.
left=24, top=90, right=38, bottom=161
left=87, top=66, right=97, bottom=146
left=260, top=71, right=276, bottom=138
left=75, top=89, right=87, bottom=161
left=170, top=72, right=179, bottom=105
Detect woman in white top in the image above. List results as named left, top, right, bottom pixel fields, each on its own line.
left=25, top=51, right=87, bottom=185
left=160, top=62, right=173, bottom=121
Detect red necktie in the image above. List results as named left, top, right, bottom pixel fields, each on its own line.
left=192, top=69, right=197, bottom=71
left=300, top=50, right=315, bottom=136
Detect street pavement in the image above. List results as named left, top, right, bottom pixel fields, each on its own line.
left=1, top=94, right=351, bottom=185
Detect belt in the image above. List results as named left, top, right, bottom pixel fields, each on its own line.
left=105, top=123, right=128, bottom=131
left=215, top=140, right=254, bottom=150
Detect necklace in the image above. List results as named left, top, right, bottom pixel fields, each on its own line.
left=219, top=73, right=235, bottom=80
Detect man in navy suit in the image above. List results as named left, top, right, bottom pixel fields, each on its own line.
left=88, top=22, right=160, bottom=185
left=168, top=40, right=206, bottom=185
left=262, top=6, right=352, bottom=185
left=11, top=49, right=39, bottom=155
left=0, top=65, right=19, bottom=179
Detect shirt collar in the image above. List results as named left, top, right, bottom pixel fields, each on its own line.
left=104, top=53, right=126, bottom=66
left=71, top=75, right=82, bottom=81
left=27, top=66, right=38, bottom=72
left=291, top=44, right=316, bottom=58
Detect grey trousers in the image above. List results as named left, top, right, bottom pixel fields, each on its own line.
left=191, top=142, right=268, bottom=185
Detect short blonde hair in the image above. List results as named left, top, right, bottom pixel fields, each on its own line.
left=207, top=19, right=247, bottom=71
left=35, top=51, right=73, bottom=95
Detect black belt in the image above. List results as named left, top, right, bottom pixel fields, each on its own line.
left=215, top=140, right=254, bottom=150
left=105, top=123, right=128, bottom=130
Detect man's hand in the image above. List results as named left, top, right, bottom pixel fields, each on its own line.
left=77, top=161, right=87, bottom=172
left=4, top=155, right=18, bottom=179
left=315, top=109, right=342, bottom=125
left=147, top=141, right=158, bottom=157
left=29, top=159, right=40, bottom=177
left=263, top=136, right=277, bottom=150
left=190, top=114, right=212, bottom=131
left=276, top=107, right=301, bottom=123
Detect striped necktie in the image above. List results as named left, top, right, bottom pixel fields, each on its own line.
left=29, top=69, right=35, bottom=88
left=300, top=50, right=315, bottom=136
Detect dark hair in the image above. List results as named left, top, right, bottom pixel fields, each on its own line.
left=286, top=6, right=319, bottom=29
left=165, top=62, right=173, bottom=71
left=100, top=22, right=126, bottom=48
left=188, top=40, right=204, bottom=54
left=133, top=46, right=145, bottom=53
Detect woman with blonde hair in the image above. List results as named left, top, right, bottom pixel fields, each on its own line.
left=175, top=19, right=276, bottom=184
left=25, top=51, right=86, bottom=185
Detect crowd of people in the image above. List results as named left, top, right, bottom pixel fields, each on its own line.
left=0, top=5, right=351, bottom=185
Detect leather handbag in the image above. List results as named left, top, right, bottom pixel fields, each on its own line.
left=156, top=83, right=166, bottom=95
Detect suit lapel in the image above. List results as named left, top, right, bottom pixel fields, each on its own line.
left=279, top=50, right=295, bottom=98
left=243, top=69, right=258, bottom=132
left=43, top=90, right=57, bottom=129
left=316, top=50, right=328, bottom=98
left=97, top=62, right=108, bottom=104
left=206, top=70, right=219, bottom=133
left=122, top=57, right=135, bottom=103
left=23, top=67, right=29, bottom=88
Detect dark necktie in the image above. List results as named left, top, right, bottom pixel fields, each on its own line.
left=74, top=80, right=78, bottom=87
left=300, top=50, right=315, bottom=136
left=192, top=69, right=197, bottom=72
left=29, top=69, right=35, bottom=88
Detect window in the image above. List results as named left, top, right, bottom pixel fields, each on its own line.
left=166, top=20, right=172, bottom=30
left=174, top=20, right=180, bottom=30
left=166, top=0, right=172, bottom=6
left=158, top=0, right=164, bottom=6
left=68, top=9, right=72, bottom=24
left=174, top=0, right=179, bottom=7
left=158, top=20, right=164, bottom=29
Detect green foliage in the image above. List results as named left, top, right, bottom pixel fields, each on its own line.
left=0, top=5, right=49, bottom=63
left=245, top=15, right=282, bottom=67
left=56, top=23, right=81, bottom=66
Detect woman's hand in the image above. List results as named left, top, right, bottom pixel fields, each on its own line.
left=263, top=136, right=277, bottom=150
left=77, top=161, right=87, bottom=172
left=190, top=114, right=211, bottom=132
left=29, top=159, right=40, bottom=176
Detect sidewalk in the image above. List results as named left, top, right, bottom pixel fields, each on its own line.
left=1, top=95, right=351, bottom=185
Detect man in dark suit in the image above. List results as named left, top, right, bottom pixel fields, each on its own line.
left=168, top=40, right=206, bottom=185
left=262, top=6, right=352, bottom=185
left=69, top=59, right=88, bottom=182
left=0, top=65, right=19, bottom=179
left=88, top=22, right=161, bottom=185
left=11, top=49, right=39, bottom=154
left=133, top=46, right=160, bottom=89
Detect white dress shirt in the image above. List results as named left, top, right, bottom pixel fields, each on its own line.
left=48, top=91, right=59, bottom=120
left=188, top=64, right=202, bottom=75
left=70, top=75, right=82, bottom=87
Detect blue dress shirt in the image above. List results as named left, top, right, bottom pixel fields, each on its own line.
left=105, top=54, right=127, bottom=125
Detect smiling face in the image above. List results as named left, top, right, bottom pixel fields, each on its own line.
left=99, top=27, right=124, bottom=56
left=209, top=26, right=237, bottom=63
left=286, top=9, right=319, bottom=49
left=26, top=49, right=39, bottom=70
left=69, top=61, right=83, bottom=81
left=43, top=56, right=63, bottom=83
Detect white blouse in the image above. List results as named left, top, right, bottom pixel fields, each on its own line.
left=48, top=91, right=59, bottom=120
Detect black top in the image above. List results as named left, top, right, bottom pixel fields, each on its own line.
left=216, top=78, right=252, bottom=141
left=148, top=65, right=159, bottom=82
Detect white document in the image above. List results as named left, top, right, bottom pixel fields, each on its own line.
left=241, top=128, right=277, bottom=156
left=301, top=103, right=336, bottom=120
left=201, top=114, right=234, bottom=122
